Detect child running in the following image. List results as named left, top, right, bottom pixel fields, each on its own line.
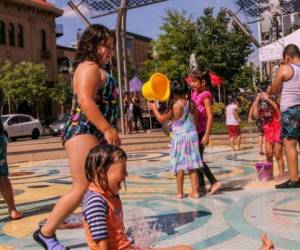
left=148, top=78, right=203, bottom=199
left=190, top=69, right=221, bottom=195
left=83, top=144, right=193, bottom=250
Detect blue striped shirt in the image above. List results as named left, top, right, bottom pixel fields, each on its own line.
left=83, top=190, right=108, bottom=241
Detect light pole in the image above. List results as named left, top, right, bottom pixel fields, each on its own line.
left=152, top=46, right=159, bottom=72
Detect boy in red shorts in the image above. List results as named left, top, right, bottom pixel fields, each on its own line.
left=226, top=98, right=241, bottom=150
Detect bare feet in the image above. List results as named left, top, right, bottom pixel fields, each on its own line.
left=259, top=234, right=274, bottom=250
left=274, top=173, right=288, bottom=182
left=207, top=182, right=221, bottom=195
left=189, top=193, right=200, bottom=198
left=175, top=193, right=187, bottom=199
left=10, top=209, right=23, bottom=220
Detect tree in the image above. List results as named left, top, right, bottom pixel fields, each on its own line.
left=139, top=8, right=253, bottom=98
left=1, top=61, right=48, bottom=117
left=0, top=59, right=13, bottom=111
left=195, top=8, right=253, bottom=95
left=50, top=75, right=72, bottom=116
left=139, top=10, right=198, bottom=81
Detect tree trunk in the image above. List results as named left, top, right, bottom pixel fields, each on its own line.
left=61, top=105, right=64, bottom=117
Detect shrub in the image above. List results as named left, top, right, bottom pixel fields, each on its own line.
left=212, top=102, right=225, bottom=118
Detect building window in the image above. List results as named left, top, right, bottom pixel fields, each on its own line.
left=17, top=24, right=24, bottom=47
left=40, top=30, right=46, bottom=50
left=0, top=21, right=5, bottom=44
left=8, top=23, right=15, bottom=46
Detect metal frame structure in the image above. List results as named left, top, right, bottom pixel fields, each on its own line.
left=68, top=0, right=168, bottom=134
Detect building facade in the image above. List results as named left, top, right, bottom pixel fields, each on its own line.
left=0, top=0, right=63, bottom=81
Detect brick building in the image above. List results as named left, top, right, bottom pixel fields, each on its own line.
left=0, top=0, right=63, bottom=81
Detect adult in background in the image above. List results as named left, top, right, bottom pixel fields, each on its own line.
left=225, top=97, right=241, bottom=150
left=33, top=24, right=120, bottom=249
left=270, top=44, right=300, bottom=189
left=132, top=91, right=145, bottom=132
left=0, top=88, right=22, bottom=220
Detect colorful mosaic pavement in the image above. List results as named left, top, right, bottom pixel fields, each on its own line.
left=1, top=146, right=300, bottom=250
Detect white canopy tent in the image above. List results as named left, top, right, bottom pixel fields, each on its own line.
left=259, top=29, right=300, bottom=62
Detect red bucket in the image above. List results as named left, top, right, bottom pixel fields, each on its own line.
left=255, top=162, right=273, bottom=181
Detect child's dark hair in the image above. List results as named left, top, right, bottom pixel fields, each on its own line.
left=165, top=78, right=191, bottom=119
left=190, top=69, right=212, bottom=89
left=85, top=144, right=127, bottom=190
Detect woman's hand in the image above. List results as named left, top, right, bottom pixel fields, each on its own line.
left=261, top=92, right=269, bottom=100
left=146, top=101, right=156, bottom=111
left=201, top=134, right=210, bottom=146
left=103, top=127, right=121, bottom=146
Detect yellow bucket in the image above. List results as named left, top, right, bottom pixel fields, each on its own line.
left=142, top=73, right=170, bottom=102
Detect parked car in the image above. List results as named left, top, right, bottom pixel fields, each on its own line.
left=1, top=114, right=42, bottom=141
left=49, top=115, right=69, bottom=136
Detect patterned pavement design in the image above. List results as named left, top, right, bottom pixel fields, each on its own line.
left=0, top=146, right=300, bottom=250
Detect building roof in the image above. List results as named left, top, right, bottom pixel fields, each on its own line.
left=12, top=0, right=63, bottom=17
left=126, top=31, right=152, bottom=42
left=57, top=45, right=77, bottom=52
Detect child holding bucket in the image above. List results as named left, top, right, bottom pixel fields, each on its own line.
left=147, top=78, right=203, bottom=199
left=253, top=86, right=285, bottom=181
left=189, top=69, right=221, bottom=195
left=83, top=144, right=193, bottom=250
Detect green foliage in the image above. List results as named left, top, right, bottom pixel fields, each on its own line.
left=140, top=10, right=198, bottom=81
left=238, top=96, right=251, bottom=115
left=50, top=74, right=72, bottom=112
left=195, top=8, right=253, bottom=95
left=212, top=102, right=225, bottom=117
left=1, top=60, right=48, bottom=105
left=139, top=8, right=253, bottom=97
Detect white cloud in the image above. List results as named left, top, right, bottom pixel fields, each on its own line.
left=62, top=4, right=89, bottom=18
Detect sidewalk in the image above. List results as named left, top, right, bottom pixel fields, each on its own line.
left=7, top=129, right=258, bottom=164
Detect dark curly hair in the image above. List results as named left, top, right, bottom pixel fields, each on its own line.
left=73, top=24, right=115, bottom=71
left=85, top=144, right=127, bottom=191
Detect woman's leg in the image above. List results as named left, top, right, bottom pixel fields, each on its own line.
left=258, top=135, right=264, bottom=154
left=264, top=141, right=273, bottom=163
left=274, top=143, right=285, bottom=176
left=175, top=171, right=184, bottom=198
left=41, top=135, right=99, bottom=237
left=188, top=169, right=199, bottom=198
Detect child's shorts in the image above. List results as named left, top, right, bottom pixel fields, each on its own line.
left=281, top=105, right=300, bottom=140
left=0, top=135, right=8, bottom=176
left=227, top=125, right=240, bottom=138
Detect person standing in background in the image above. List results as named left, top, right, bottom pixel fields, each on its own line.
left=0, top=88, right=22, bottom=220
left=270, top=44, right=300, bottom=189
left=226, top=98, right=241, bottom=151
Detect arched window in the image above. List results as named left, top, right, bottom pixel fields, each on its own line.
left=8, top=23, right=15, bottom=46
left=0, top=21, right=5, bottom=44
left=17, top=24, right=24, bottom=47
left=40, top=30, right=46, bottom=50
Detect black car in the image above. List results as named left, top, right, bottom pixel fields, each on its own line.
left=49, top=115, right=69, bottom=136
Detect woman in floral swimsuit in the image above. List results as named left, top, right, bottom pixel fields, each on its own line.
left=33, top=24, right=120, bottom=250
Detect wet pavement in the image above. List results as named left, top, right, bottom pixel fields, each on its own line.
left=1, top=135, right=300, bottom=249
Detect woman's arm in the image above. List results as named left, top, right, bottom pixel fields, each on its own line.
left=252, top=96, right=260, bottom=119
left=248, top=103, right=254, bottom=123
left=202, top=97, right=213, bottom=146
left=74, top=62, right=120, bottom=145
left=261, top=93, right=280, bottom=113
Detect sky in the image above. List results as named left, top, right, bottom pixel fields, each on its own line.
left=49, top=0, right=259, bottom=62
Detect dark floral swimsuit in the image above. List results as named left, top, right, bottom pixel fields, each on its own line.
left=61, top=72, right=119, bottom=145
